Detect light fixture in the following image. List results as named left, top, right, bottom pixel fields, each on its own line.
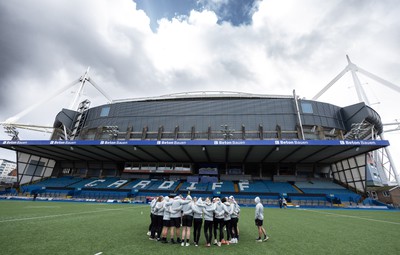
left=70, top=146, right=74, bottom=151
left=355, top=146, right=360, bottom=152
left=275, top=146, right=280, bottom=151
left=202, top=146, right=206, bottom=151
left=133, top=146, right=137, bottom=151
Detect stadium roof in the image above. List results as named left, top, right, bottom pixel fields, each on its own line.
left=112, top=91, right=294, bottom=103
left=0, top=140, right=389, bottom=164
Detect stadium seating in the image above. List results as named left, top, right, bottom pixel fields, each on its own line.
left=237, top=180, right=268, bottom=193
left=295, top=180, right=347, bottom=190
left=33, top=176, right=83, bottom=188
left=147, top=180, right=180, bottom=192
left=186, top=176, right=199, bottom=183
left=263, top=180, right=299, bottom=194
left=17, top=176, right=362, bottom=206
left=200, top=176, right=218, bottom=183
left=81, top=177, right=129, bottom=189
left=122, top=179, right=180, bottom=192
left=179, top=182, right=209, bottom=192
left=295, top=180, right=360, bottom=202
left=68, top=178, right=102, bottom=189
left=207, top=181, right=235, bottom=193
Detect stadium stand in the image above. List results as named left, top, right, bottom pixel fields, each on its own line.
left=14, top=175, right=365, bottom=207
left=295, top=180, right=361, bottom=202
left=207, top=181, right=235, bottom=193
left=187, top=176, right=199, bottom=183
left=179, top=182, right=209, bottom=192
left=264, top=180, right=299, bottom=194
left=29, top=176, right=83, bottom=188
left=237, top=180, right=269, bottom=193
left=81, top=178, right=129, bottom=189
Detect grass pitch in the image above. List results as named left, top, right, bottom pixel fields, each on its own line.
left=0, top=200, right=399, bottom=255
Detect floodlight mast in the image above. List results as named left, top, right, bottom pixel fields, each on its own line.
left=69, top=67, right=90, bottom=110
left=383, top=121, right=400, bottom=133
left=347, top=56, right=370, bottom=105
left=4, top=78, right=81, bottom=124
left=69, top=67, right=113, bottom=110
left=312, top=55, right=400, bottom=186
left=1, top=68, right=113, bottom=137
left=313, top=55, right=400, bottom=101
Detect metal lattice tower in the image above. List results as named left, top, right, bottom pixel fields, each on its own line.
left=313, top=55, right=400, bottom=186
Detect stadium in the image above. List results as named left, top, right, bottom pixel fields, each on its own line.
left=1, top=57, right=399, bottom=207
left=0, top=90, right=394, bottom=206
left=1, top=60, right=400, bottom=255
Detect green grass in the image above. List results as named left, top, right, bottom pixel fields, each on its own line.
left=0, top=200, right=399, bottom=255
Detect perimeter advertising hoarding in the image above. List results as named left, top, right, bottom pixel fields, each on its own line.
left=0, top=139, right=390, bottom=146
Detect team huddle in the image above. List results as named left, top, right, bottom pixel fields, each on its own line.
left=147, top=195, right=269, bottom=247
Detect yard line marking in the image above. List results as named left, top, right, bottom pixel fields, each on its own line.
left=0, top=205, right=147, bottom=223
left=304, top=209, right=400, bottom=225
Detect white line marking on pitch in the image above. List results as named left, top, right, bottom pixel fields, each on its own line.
left=304, top=209, right=400, bottom=225
left=94, top=252, right=103, bottom=255
left=0, top=205, right=147, bottom=223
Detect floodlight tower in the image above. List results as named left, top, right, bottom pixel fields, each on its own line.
left=313, top=55, right=400, bottom=186
left=69, top=67, right=113, bottom=110
left=1, top=68, right=113, bottom=139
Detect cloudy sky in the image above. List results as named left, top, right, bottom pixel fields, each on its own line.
left=0, top=0, right=399, bottom=168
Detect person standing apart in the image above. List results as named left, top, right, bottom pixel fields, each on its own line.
left=282, top=197, right=287, bottom=209
left=229, top=196, right=240, bottom=243
left=254, top=196, right=269, bottom=242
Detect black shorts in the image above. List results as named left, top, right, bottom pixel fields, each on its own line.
left=170, top=217, right=181, bottom=228
left=163, top=220, right=171, bottom=228
left=182, top=215, right=193, bottom=227
left=255, top=219, right=263, bottom=226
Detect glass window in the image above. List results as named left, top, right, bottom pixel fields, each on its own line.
left=348, top=157, right=357, bottom=168
left=354, top=181, right=364, bottom=192
left=301, top=102, right=313, bottom=114
left=352, top=168, right=361, bottom=181
left=100, top=106, right=110, bottom=117
left=342, top=159, right=350, bottom=169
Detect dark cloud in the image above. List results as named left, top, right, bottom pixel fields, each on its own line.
left=0, top=0, right=161, bottom=109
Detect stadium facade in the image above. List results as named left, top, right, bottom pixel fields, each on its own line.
left=0, top=91, right=391, bottom=201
